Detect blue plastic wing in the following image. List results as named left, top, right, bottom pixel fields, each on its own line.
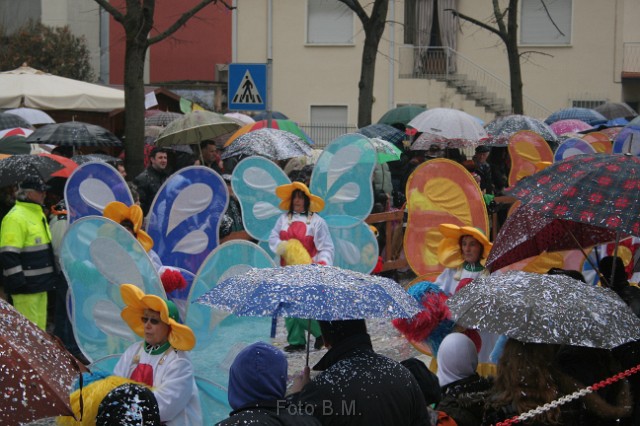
left=60, top=217, right=165, bottom=363
left=553, top=137, right=596, bottom=162
left=65, top=162, right=133, bottom=224
left=310, top=134, right=379, bottom=272
left=613, top=124, right=640, bottom=156
left=231, top=156, right=290, bottom=241
left=146, top=166, right=228, bottom=274
left=189, top=240, right=277, bottom=422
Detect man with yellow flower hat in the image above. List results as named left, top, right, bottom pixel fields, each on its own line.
left=268, top=181, right=334, bottom=352
left=113, top=284, right=202, bottom=425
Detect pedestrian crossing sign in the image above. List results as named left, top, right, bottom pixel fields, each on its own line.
left=228, top=63, right=267, bottom=111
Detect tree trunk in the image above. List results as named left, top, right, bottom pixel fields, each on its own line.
left=356, top=1, right=389, bottom=128
left=506, top=0, right=523, bottom=115
left=123, top=40, right=148, bottom=178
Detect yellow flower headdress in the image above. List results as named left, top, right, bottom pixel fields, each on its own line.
left=103, top=201, right=154, bottom=252
left=275, top=181, right=325, bottom=213
left=437, top=223, right=493, bottom=268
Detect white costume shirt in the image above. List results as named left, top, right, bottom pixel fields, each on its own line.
left=113, top=342, right=202, bottom=426
left=268, top=212, right=334, bottom=266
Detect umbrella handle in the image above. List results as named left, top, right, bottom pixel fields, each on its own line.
left=306, top=319, right=311, bottom=367
left=560, top=222, right=602, bottom=282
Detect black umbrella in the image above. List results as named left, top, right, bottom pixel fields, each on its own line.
left=71, top=153, right=121, bottom=165
left=24, top=121, right=121, bottom=147
left=0, top=112, right=34, bottom=131
left=0, top=135, right=31, bottom=155
left=0, top=154, right=64, bottom=187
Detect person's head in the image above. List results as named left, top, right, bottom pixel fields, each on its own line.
left=318, top=319, right=368, bottom=349
left=474, top=145, right=491, bottom=162
left=17, top=178, right=49, bottom=205
left=546, top=268, right=586, bottom=283
left=149, top=148, right=168, bottom=172
left=599, top=256, right=628, bottom=289
left=199, top=140, right=218, bottom=165
left=115, top=162, right=127, bottom=179
left=491, top=339, right=561, bottom=424
left=436, top=332, right=478, bottom=388
left=437, top=224, right=492, bottom=268
left=227, top=342, right=288, bottom=410
left=97, top=383, right=160, bottom=426
left=275, top=181, right=324, bottom=214
left=400, top=357, right=442, bottom=406
left=120, top=284, right=195, bottom=351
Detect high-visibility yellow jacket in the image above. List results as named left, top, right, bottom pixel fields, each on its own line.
left=0, top=200, right=56, bottom=294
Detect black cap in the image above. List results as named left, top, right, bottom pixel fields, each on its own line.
left=20, top=177, right=50, bottom=192
left=475, top=145, right=491, bottom=153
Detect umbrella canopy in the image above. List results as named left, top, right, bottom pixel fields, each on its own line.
left=143, top=111, right=183, bottom=127
left=378, top=105, right=427, bottom=126
left=368, top=137, right=404, bottom=163
left=5, top=107, right=55, bottom=125
left=486, top=204, right=620, bottom=272
left=71, top=153, right=121, bottom=165
left=155, top=110, right=241, bottom=147
left=549, top=119, right=593, bottom=136
left=252, top=110, right=289, bottom=120
left=0, top=135, right=32, bottom=155
left=447, top=271, right=640, bottom=349
left=0, top=65, right=124, bottom=111
left=0, top=112, right=34, bottom=131
left=39, top=153, right=78, bottom=178
left=506, top=153, right=640, bottom=236
left=224, top=112, right=255, bottom=125
left=545, top=107, right=607, bottom=126
left=612, top=123, right=640, bottom=156
left=0, top=127, right=33, bottom=139
left=594, top=102, right=638, bottom=120
left=25, top=121, right=122, bottom=147
left=221, top=128, right=313, bottom=162
left=196, top=263, right=421, bottom=320
left=484, top=114, right=557, bottom=146
left=0, top=154, right=64, bottom=187
left=224, top=119, right=314, bottom=147
left=0, top=297, right=81, bottom=425
left=408, top=108, right=487, bottom=146
left=356, top=123, right=406, bottom=145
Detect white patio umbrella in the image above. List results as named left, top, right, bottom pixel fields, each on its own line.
left=408, top=108, right=487, bottom=146
left=5, top=108, right=55, bottom=125
left=0, top=65, right=124, bottom=111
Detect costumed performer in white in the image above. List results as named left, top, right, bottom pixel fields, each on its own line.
left=434, top=223, right=498, bottom=374
left=268, top=181, right=334, bottom=352
left=113, top=284, right=202, bottom=426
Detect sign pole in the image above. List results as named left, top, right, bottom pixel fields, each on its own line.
left=267, top=58, right=273, bottom=129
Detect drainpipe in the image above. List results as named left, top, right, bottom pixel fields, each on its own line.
left=99, top=6, right=109, bottom=84
left=388, top=0, right=395, bottom=111
left=232, top=0, right=238, bottom=63
left=267, top=0, right=273, bottom=127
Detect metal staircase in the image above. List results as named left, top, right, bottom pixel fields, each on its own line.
left=399, top=46, right=551, bottom=119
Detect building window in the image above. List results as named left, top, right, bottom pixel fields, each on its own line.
left=305, top=106, right=350, bottom=148
left=404, top=0, right=416, bottom=45
left=520, top=0, right=572, bottom=45
left=571, top=99, right=606, bottom=109
left=307, top=0, right=353, bottom=44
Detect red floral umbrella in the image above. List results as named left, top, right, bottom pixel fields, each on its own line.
left=506, top=153, right=640, bottom=236
left=486, top=204, right=620, bottom=272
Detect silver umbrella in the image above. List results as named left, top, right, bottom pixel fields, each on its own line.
left=221, top=128, right=313, bottom=162
left=447, top=271, right=640, bottom=349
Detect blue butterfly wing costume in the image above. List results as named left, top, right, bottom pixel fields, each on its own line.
left=233, top=133, right=379, bottom=272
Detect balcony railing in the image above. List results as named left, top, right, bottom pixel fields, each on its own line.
left=398, top=46, right=551, bottom=119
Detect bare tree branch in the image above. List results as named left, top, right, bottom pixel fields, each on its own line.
left=148, top=0, right=233, bottom=45
left=539, top=0, right=565, bottom=36
left=339, top=0, right=369, bottom=25
left=93, top=0, right=125, bottom=23
left=446, top=8, right=506, bottom=43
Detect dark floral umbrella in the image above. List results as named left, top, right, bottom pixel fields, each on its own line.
left=486, top=204, right=620, bottom=272
left=447, top=271, right=640, bottom=349
left=484, top=114, right=557, bottom=146
left=221, top=128, right=313, bottom=162
left=356, top=123, right=406, bottom=145
left=0, top=154, right=64, bottom=187
left=0, top=112, right=34, bottom=131
left=71, top=153, right=121, bottom=165
left=24, top=121, right=122, bottom=147
left=506, top=153, right=640, bottom=236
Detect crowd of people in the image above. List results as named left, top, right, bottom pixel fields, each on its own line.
left=1, top=116, right=640, bottom=426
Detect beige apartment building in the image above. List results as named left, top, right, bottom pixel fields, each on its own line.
left=232, top=0, right=640, bottom=140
